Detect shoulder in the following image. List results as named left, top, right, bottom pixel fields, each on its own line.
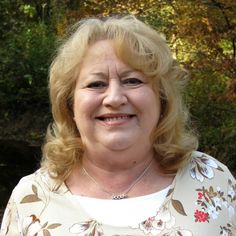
left=175, top=150, right=235, bottom=204
left=188, top=151, right=235, bottom=183
left=172, top=151, right=235, bottom=230
left=10, top=170, right=45, bottom=203
left=174, top=150, right=235, bottom=201
left=11, top=169, right=67, bottom=203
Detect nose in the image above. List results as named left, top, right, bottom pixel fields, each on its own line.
left=103, top=79, right=128, bottom=108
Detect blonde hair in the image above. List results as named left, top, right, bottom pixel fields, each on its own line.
left=41, top=15, right=198, bottom=181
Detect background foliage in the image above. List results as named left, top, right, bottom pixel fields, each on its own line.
left=0, top=0, right=235, bottom=193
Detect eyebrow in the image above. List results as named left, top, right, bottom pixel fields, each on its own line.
left=90, top=72, right=107, bottom=77
left=118, top=70, right=138, bottom=77
left=90, top=69, right=140, bottom=78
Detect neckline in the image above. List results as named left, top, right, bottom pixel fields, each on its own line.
left=61, top=165, right=181, bottom=205
left=61, top=168, right=180, bottom=229
left=74, top=184, right=171, bottom=202
left=41, top=165, right=181, bottom=229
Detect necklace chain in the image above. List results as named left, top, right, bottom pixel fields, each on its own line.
left=82, top=160, right=152, bottom=200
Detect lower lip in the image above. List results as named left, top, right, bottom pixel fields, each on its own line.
left=96, top=116, right=135, bottom=127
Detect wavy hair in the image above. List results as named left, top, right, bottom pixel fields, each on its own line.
left=41, top=15, right=198, bottom=181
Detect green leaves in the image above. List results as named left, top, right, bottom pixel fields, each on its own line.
left=20, top=4, right=36, bottom=18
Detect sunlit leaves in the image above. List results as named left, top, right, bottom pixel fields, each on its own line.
left=19, top=4, right=36, bottom=18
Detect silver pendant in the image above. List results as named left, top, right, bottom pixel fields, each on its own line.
left=112, top=194, right=128, bottom=200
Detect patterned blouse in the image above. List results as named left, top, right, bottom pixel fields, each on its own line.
left=1, top=151, right=235, bottom=236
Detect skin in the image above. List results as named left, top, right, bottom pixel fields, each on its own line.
left=66, top=40, right=173, bottom=198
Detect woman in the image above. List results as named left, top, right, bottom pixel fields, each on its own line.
left=1, top=15, right=235, bottom=236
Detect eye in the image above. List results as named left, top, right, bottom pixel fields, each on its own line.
left=86, top=81, right=107, bottom=89
left=122, top=78, right=144, bottom=86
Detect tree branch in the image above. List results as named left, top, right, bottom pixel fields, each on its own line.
left=210, top=0, right=236, bottom=60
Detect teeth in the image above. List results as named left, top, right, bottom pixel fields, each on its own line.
left=103, top=116, right=130, bottom=121
left=98, top=115, right=132, bottom=121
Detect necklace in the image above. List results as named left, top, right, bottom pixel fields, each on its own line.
left=82, top=160, right=152, bottom=200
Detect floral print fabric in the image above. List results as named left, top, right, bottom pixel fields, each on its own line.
left=0, top=151, right=235, bottom=236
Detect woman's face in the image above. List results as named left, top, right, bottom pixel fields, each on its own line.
left=73, top=40, right=161, bottom=153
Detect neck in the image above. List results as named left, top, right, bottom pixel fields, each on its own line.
left=82, top=151, right=153, bottom=182
left=82, top=144, right=154, bottom=172
left=66, top=148, right=174, bottom=199
left=82, top=159, right=153, bottom=200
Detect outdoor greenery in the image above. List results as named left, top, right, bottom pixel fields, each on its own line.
left=0, top=0, right=235, bottom=178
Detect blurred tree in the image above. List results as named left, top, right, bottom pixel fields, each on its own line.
left=0, top=1, right=56, bottom=116
left=164, top=0, right=236, bottom=167
left=0, top=0, right=235, bottom=175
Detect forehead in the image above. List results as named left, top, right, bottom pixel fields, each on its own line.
left=80, top=40, right=134, bottom=73
left=84, top=40, right=117, bottom=61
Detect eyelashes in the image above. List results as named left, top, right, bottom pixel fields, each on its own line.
left=87, top=81, right=107, bottom=89
left=122, top=78, right=144, bottom=86
left=86, top=78, right=144, bottom=89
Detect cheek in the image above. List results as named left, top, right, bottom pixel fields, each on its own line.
left=73, top=97, right=92, bottom=135
left=141, top=90, right=161, bottom=125
left=73, top=92, right=100, bottom=119
left=134, top=89, right=160, bottom=112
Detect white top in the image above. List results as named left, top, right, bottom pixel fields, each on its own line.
left=74, top=185, right=170, bottom=227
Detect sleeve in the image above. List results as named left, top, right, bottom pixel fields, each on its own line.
left=226, top=169, right=236, bottom=233
left=0, top=192, right=22, bottom=236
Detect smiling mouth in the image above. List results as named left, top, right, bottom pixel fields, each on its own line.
left=96, top=114, right=135, bottom=122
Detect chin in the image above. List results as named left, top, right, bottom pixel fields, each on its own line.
left=103, top=139, right=134, bottom=151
